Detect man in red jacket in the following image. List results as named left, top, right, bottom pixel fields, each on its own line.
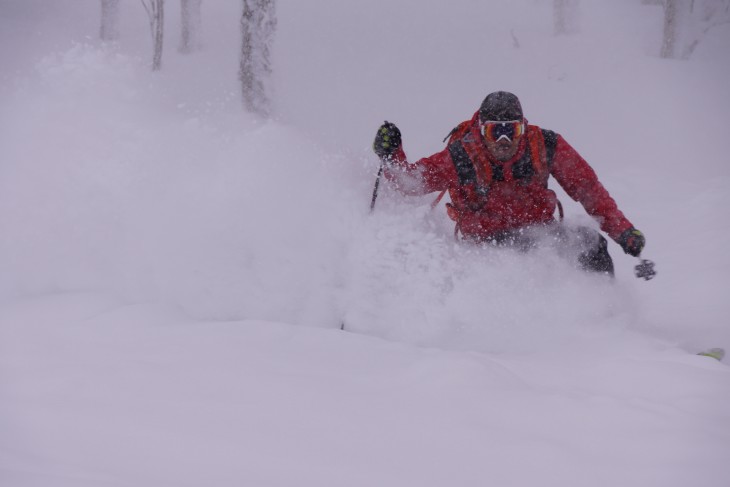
left=372, top=91, right=646, bottom=275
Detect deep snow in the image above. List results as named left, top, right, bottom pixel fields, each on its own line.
left=1, top=1, right=729, bottom=486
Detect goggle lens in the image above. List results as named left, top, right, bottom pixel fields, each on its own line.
left=481, top=120, right=524, bottom=142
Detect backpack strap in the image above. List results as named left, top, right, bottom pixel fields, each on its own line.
left=540, top=128, right=558, bottom=168
left=448, top=140, right=479, bottom=186
left=527, top=126, right=557, bottom=187
left=443, top=120, right=471, bottom=143
left=448, top=117, right=493, bottom=188
left=536, top=128, right=563, bottom=220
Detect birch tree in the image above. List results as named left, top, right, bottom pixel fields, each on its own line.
left=100, top=0, right=120, bottom=41
left=141, top=0, right=165, bottom=70
left=239, top=0, right=277, bottom=117
left=554, top=0, right=580, bottom=35
left=660, top=0, right=688, bottom=58
left=180, top=0, right=203, bottom=54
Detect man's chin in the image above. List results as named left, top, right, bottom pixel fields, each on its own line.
left=494, top=147, right=513, bottom=160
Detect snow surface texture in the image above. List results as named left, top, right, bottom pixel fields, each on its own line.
left=1, top=1, right=729, bottom=486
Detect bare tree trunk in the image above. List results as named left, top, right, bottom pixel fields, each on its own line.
left=180, top=0, right=203, bottom=54
left=100, top=0, right=120, bottom=41
left=239, top=0, right=277, bottom=117
left=661, top=0, right=681, bottom=57
left=141, top=0, right=165, bottom=70
left=554, top=0, right=580, bottom=35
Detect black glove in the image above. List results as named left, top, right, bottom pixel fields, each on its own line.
left=373, top=121, right=402, bottom=160
left=618, top=227, right=646, bottom=257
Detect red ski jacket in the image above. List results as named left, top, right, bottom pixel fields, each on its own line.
left=384, top=114, right=634, bottom=243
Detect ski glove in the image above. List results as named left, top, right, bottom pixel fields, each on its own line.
left=618, top=227, right=645, bottom=257
left=373, top=121, right=402, bottom=160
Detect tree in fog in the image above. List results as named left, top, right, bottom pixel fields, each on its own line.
left=100, top=0, right=120, bottom=41
left=660, top=0, right=684, bottom=58
left=657, top=0, right=730, bottom=58
left=554, top=0, right=580, bottom=35
left=239, top=0, right=277, bottom=117
left=141, top=0, right=165, bottom=70
left=180, top=0, right=203, bottom=54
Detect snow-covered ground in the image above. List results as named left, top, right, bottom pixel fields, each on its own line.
left=1, top=1, right=728, bottom=486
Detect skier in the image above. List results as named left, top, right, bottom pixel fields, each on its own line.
left=372, top=91, right=646, bottom=276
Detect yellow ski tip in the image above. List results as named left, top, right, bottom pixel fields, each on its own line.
left=698, top=348, right=725, bottom=362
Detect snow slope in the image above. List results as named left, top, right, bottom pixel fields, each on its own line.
left=2, top=293, right=727, bottom=487
left=1, top=1, right=729, bottom=486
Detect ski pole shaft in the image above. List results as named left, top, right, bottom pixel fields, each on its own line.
left=369, top=164, right=384, bottom=213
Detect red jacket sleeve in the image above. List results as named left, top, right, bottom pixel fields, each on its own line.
left=549, top=135, right=634, bottom=241
left=382, top=145, right=457, bottom=195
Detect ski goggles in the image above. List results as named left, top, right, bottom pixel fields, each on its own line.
left=480, top=120, right=525, bottom=142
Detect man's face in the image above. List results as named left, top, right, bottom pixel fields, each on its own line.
left=481, top=120, right=524, bottom=162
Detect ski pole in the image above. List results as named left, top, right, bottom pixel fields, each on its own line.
left=369, top=163, right=384, bottom=213
left=634, top=258, right=656, bottom=280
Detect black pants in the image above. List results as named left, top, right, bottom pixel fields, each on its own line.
left=569, top=226, right=614, bottom=276
left=480, top=224, right=615, bottom=276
